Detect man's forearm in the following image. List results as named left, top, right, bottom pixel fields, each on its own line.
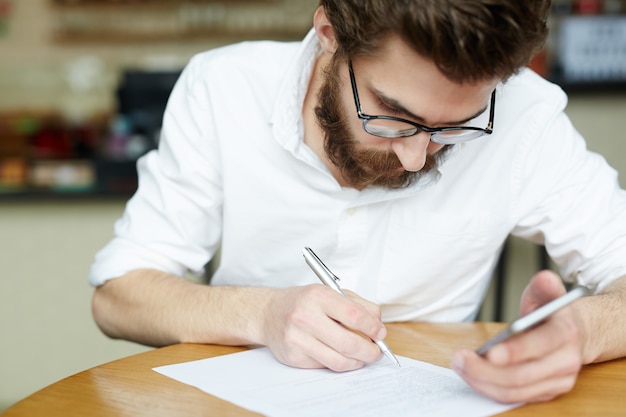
left=91, top=268, right=273, bottom=347
left=578, top=275, right=626, bottom=364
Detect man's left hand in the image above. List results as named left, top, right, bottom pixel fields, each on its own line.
left=451, top=270, right=584, bottom=403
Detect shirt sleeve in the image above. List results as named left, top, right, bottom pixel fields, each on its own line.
left=511, top=104, right=626, bottom=294
left=89, top=53, right=224, bottom=286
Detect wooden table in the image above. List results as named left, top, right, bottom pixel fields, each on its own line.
left=3, top=322, right=626, bottom=416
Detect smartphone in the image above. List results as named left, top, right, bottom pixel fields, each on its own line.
left=476, top=285, right=588, bottom=356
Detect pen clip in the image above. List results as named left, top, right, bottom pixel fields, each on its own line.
left=306, top=248, right=338, bottom=278
left=303, top=247, right=342, bottom=287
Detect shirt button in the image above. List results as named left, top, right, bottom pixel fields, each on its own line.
left=346, top=208, right=357, bottom=216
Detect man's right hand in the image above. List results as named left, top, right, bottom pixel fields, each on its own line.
left=260, top=284, right=386, bottom=372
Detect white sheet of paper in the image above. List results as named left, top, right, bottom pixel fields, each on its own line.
left=154, top=347, right=522, bottom=417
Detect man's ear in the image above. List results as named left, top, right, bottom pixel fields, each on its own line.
left=313, top=6, right=338, bottom=55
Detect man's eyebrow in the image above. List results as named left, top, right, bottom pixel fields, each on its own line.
left=374, top=89, right=489, bottom=126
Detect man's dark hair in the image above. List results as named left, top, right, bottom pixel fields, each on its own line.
left=319, top=0, right=551, bottom=83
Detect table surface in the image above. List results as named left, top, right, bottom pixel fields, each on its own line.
left=3, top=322, right=626, bottom=416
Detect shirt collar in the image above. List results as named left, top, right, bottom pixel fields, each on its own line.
left=270, top=28, right=320, bottom=155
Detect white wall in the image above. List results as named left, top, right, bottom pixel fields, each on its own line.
left=567, top=93, right=626, bottom=187
left=0, top=200, right=152, bottom=411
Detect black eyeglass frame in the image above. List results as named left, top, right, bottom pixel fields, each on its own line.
left=348, top=60, right=496, bottom=143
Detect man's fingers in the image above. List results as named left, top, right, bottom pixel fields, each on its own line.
left=453, top=347, right=581, bottom=403
left=265, top=285, right=384, bottom=371
left=329, top=287, right=386, bottom=341
left=343, top=289, right=383, bottom=319
left=520, top=270, right=566, bottom=316
left=486, top=312, right=581, bottom=365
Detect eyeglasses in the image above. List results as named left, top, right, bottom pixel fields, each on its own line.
left=348, top=61, right=495, bottom=144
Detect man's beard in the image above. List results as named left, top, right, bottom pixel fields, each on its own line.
left=314, top=58, right=447, bottom=190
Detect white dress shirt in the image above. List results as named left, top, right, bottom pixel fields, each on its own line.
left=89, top=30, right=626, bottom=322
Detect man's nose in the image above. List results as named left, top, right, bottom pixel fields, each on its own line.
left=390, top=132, right=432, bottom=172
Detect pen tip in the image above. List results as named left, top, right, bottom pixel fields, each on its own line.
left=390, top=356, right=401, bottom=367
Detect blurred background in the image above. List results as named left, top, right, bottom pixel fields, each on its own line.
left=1, top=0, right=625, bottom=411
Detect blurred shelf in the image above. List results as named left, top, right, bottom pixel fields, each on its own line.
left=0, top=189, right=133, bottom=201
left=52, top=28, right=310, bottom=44
left=546, top=3, right=626, bottom=92
left=552, top=79, right=626, bottom=94
left=49, top=0, right=314, bottom=44
left=50, top=0, right=277, bottom=8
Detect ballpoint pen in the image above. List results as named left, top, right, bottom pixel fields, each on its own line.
left=302, top=246, right=401, bottom=367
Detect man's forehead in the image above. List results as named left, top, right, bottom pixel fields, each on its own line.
left=361, top=33, right=500, bottom=90
left=354, top=54, right=497, bottom=126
